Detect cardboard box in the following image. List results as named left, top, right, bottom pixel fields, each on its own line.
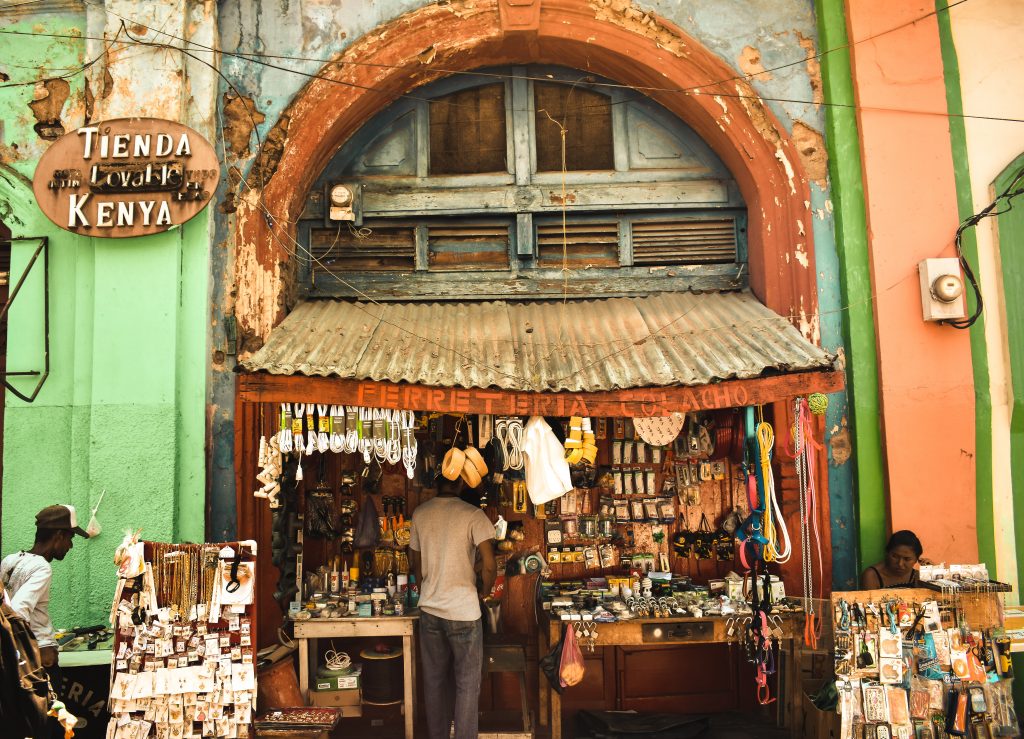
left=309, top=688, right=362, bottom=711
left=314, top=664, right=361, bottom=690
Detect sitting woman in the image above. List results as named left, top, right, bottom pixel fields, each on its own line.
left=860, top=530, right=923, bottom=588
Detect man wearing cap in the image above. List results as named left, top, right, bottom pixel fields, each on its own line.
left=410, top=472, right=496, bottom=739
left=0, top=504, right=89, bottom=671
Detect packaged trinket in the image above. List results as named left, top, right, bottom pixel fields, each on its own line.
left=580, top=515, right=598, bottom=538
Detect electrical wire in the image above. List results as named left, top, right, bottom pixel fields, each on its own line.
left=940, top=168, right=1024, bottom=329
left=4, top=6, right=999, bottom=392
left=3, top=1, right=1021, bottom=125
left=323, top=647, right=351, bottom=672
left=52, top=0, right=970, bottom=98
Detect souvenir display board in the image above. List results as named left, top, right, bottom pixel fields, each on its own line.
left=830, top=587, right=1017, bottom=739
left=105, top=537, right=258, bottom=739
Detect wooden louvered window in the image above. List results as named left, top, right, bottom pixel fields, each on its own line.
left=536, top=219, right=619, bottom=268
left=310, top=223, right=416, bottom=274
left=308, top=67, right=749, bottom=297
left=630, top=218, right=737, bottom=265
left=427, top=220, right=510, bottom=270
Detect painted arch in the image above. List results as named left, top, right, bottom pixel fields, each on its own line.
left=231, top=0, right=820, bottom=343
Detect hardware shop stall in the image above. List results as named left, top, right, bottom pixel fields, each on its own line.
left=233, top=294, right=845, bottom=734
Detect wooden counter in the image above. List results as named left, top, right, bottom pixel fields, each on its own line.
left=537, top=612, right=805, bottom=739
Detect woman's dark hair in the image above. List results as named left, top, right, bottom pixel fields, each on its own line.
left=886, top=530, right=923, bottom=558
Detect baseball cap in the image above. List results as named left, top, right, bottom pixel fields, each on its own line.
left=35, top=504, right=90, bottom=538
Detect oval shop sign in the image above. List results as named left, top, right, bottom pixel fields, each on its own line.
left=32, top=117, right=220, bottom=238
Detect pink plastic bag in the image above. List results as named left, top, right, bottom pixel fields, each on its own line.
left=559, top=624, right=585, bottom=687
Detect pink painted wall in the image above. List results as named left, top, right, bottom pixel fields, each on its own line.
left=846, top=0, right=978, bottom=563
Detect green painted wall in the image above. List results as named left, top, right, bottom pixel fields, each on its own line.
left=993, top=152, right=1024, bottom=725
left=0, top=12, right=208, bottom=630
left=994, top=153, right=1024, bottom=609
left=815, top=0, right=886, bottom=574
left=1, top=163, right=208, bottom=629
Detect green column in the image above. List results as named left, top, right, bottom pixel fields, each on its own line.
left=815, top=0, right=887, bottom=574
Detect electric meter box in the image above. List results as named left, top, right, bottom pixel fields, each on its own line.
left=919, top=257, right=967, bottom=322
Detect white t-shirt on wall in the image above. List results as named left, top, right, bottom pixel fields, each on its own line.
left=410, top=496, right=494, bottom=622
left=522, top=416, right=573, bottom=505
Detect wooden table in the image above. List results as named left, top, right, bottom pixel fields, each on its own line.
left=537, top=612, right=804, bottom=739
left=292, top=615, right=419, bottom=739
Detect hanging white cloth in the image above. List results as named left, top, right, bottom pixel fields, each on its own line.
left=521, top=416, right=573, bottom=505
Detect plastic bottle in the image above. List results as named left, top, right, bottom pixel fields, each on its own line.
left=408, top=574, right=420, bottom=609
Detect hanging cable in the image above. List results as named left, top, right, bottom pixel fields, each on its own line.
left=358, top=407, right=372, bottom=464
left=316, top=403, right=330, bottom=452
left=345, top=406, right=360, bottom=454
left=329, top=405, right=345, bottom=452
left=278, top=403, right=293, bottom=453
left=384, top=408, right=402, bottom=465
left=495, top=417, right=525, bottom=471
left=940, top=168, right=1024, bottom=329
left=400, top=410, right=418, bottom=480
left=292, top=403, right=306, bottom=454
left=757, top=410, right=791, bottom=564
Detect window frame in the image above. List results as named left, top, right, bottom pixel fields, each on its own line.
left=300, top=66, right=747, bottom=300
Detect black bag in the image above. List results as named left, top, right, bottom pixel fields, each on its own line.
left=0, top=601, right=52, bottom=736
left=539, top=624, right=567, bottom=694
left=576, top=711, right=710, bottom=738
left=353, top=494, right=380, bottom=549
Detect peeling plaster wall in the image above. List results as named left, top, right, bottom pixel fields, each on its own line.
left=208, top=0, right=856, bottom=585
left=0, top=0, right=857, bottom=592
left=0, top=1, right=213, bottom=629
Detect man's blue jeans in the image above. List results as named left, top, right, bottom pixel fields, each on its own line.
left=419, top=610, right=483, bottom=739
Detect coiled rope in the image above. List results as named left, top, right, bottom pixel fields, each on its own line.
left=495, top=417, right=525, bottom=471
left=757, top=412, right=791, bottom=564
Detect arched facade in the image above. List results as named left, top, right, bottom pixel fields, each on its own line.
left=231, top=0, right=820, bottom=343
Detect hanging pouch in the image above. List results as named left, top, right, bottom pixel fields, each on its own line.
left=540, top=626, right=567, bottom=694
left=353, top=494, right=380, bottom=549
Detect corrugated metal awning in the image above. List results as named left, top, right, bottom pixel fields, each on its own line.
left=239, top=291, right=833, bottom=393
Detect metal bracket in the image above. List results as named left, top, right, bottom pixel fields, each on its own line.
left=0, top=236, right=49, bottom=402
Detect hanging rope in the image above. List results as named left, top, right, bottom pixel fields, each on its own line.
left=791, top=397, right=824, bottom=649
left=757, top=410, right=791, bottom=564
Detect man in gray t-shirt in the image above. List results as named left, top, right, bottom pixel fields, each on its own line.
left=410, top=475, right=496, bottom=739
